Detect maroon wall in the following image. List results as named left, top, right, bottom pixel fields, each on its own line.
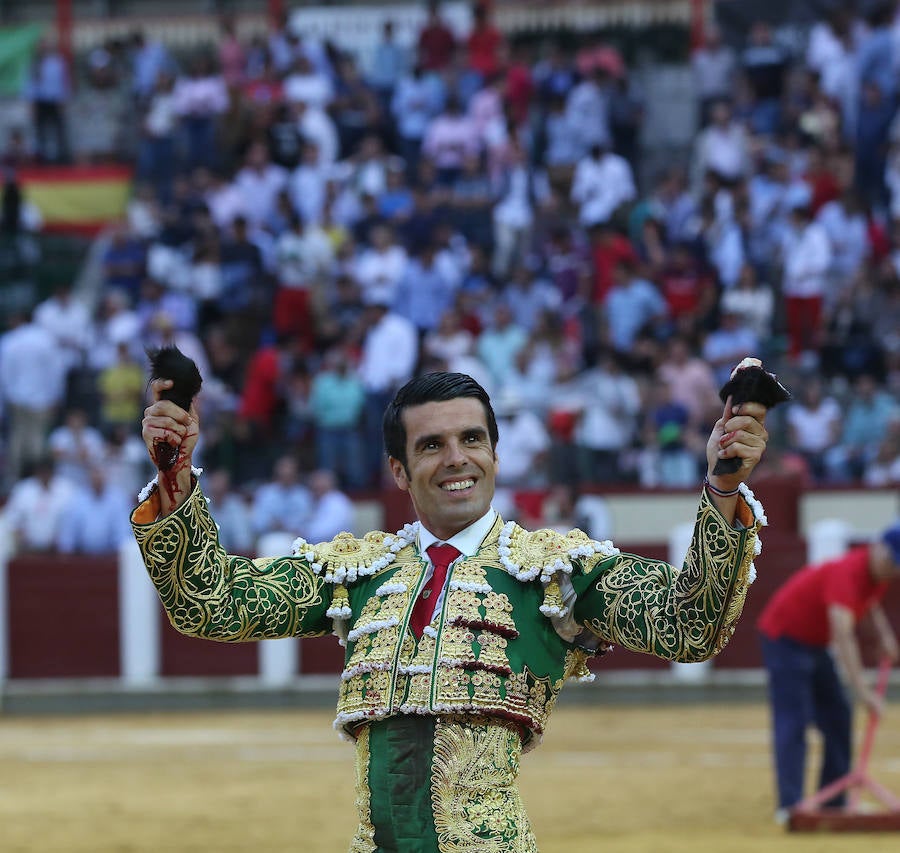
left=159, top=608, right=258, bottom=676
left=7, top=554, right=120, bottom=678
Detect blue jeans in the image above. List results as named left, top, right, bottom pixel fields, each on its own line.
left=760, top=634, right=852, bottom=810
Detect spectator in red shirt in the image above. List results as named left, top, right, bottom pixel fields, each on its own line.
left=418, top=0, right=456, bottom=72
left=658, top=242, right=716, bottom=333
left=466, top=1, right=504, bottom=79
left=589, top=223, right=637, bottom=304
left=757, top=525, right=900, bottom=821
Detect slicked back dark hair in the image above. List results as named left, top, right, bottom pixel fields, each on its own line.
left=383, top=372, right=499, bottom=469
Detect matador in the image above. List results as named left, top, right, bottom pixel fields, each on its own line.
left=133, top=371, right=770, bottom=852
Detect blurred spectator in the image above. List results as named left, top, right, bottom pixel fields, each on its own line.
left=492, top=139, right=550, bottom=277
left=571, top=349, right=641, bottom=484
left=571, top=142, right=636, bottom=228
left=466, top=1, right=504, bottom=79
left=692, top=99, right=750, bottom=189
left=781, top=196, right=832, bottom=362
left=502, top=263, right=561, bottom=332
left=0, top=311, right=67, bottom=488
left=658, top=241, right=716, bottom=335
left=785, top=378, right=842, bottom=480
left=106, top=424, right=151, bottom=501
left=824, top=374, right=899, bottom=481
left=691, top=24, right=737, bottom=126
left=218, top=16, right=246, bottom=87
left=740, top=20, right=789, bottom=135
left=173, top=53, right=228, bottom=173
left=720, top=263, right=775, bottom=343
left=353, top=223, right=408, bottom=305
left=48, top=408, right=106, bottom=486
left=603, top=259, right=667, bottom=353
left=102, top=225, right=147, bottom=303
left=4, top=457, right=73, bottom=553
left=657, top=336, right=721, bottom=426
left=477, top=301, right=528, bottom=386
left=24, top=39, right=70, bottom=163
left=130, top=30, right=173, bottom=104
left=391, top=64, right=445, bottom=172
left=493, top=390, right=551, bottom=488
left=565, top=67, right=611, bottom=156
left=423, top=94, right=479, bottom=183
left=205, top=468, right=254, bottom=554
left=418, top=0, right=456, bottom=72
left=304, top=469, right=356, bottom=541
left=357, top=294, right=418, bottom=485
left=369, top=20, right=408, bottom=106
left=816, top=189, right=869, bottom=301
left=34, top=282, right=91, bottom=376
left=309, top=347, right=366, bottom=490
left=284, top=53, right=334, bottom=109
left=394, top=241, right=456, bottom=332
left=863, top=420, right=900, bottom=486
left=251, top=454, right=312, bottom=537
left=702, top=309, right=761, bottom=387
left=98, top=341, right=146, bottom=432
left=234, top=141, right=289, bottom=228
left=57, top=466, right=131, bottom=554
left=68, top=49, right=128, bottom=163
left=638, top=382, right=702, bottom=488
left=424, top=308, right=475, bottom=366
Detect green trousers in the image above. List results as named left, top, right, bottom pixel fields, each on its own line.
left=349, top=715, right=538, bottom=853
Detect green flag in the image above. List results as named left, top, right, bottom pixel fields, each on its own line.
left=0, top=24, right=43, bottom=97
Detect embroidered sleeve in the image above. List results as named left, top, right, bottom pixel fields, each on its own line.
left=570, top=486, right=765, bottom=662
left=131, top=482, right=332, bottom=641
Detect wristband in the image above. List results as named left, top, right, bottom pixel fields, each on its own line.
left=704, top=475, right=741, bottom=498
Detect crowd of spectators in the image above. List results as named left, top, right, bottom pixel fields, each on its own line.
left=3, top=0, right=900, bottom=555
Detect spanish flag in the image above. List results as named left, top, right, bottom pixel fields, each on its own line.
left=19, top=165, right=133, bottom=235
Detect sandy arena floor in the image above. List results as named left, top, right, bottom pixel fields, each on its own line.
left=1, top=703, right=898, bottom=852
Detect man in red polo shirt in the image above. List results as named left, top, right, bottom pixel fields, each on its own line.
left=758, top=524, right=900, bottom=821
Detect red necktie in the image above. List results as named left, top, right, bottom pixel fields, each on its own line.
left=410, top=543, right=460, bottom=638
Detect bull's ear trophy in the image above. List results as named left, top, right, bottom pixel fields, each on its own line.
left=146, top=345, right=202, bottom=471
left=714, top=358, right=791, bottom=476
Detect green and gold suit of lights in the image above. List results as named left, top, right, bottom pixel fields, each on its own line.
left=133, top=481, right=765, bottom=852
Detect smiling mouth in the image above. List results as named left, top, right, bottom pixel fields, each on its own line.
left=441, top=479, right=475, bottom=492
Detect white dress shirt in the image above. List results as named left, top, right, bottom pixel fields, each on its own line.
left=357, top=311, right=418, bottom=394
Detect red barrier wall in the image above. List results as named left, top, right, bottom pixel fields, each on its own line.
left=7, top=554, right=120, bottom=678
left=159, top=609, right=258, bottom=676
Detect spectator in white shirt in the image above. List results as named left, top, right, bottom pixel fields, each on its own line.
left=48, top=408, right=106, bottom=487
left=172, top=53, right=228, bottom=172
left=3, top=457, right=74, bottom=553
left=205, top=468, right=255, bottom=555
left=391, top=64, right=446, bottom=171
left=233, top=140, right=289, bottom=228
left=251, top=455, right=313, bottom=537
left=570, top=142, right=636, bottom=227
left=493, top=393, right=552, bottom=488
left=785, top=379, right=843, bottom=481
left=691, top=99, right=750, bottom=190
left=781, top=198, right=833, bottom=360
left=289, top=139, right=329, bottom=224
left=816, top=189, right=869, bottom=299
left=0, top=312, right=68, bottom=488
left=565, top=67, right=612, bottom=156
left=353, top=224, right=409, bottom=305
left=304, top=469, right=357, bottom=542
left=294, top=99, right=340, bottom=166
left=33, top=282, right=92, bottom=374
left=284, top=53, right=334, bottom=109
left=357, top=293, right=419, bottom=485
left=57, top=466, right=131, bottom=554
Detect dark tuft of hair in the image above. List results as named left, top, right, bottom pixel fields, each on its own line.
left=382, top=372, right=498, bottom=468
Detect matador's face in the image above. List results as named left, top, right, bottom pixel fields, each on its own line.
left=389, top=398, right=498, bottom=541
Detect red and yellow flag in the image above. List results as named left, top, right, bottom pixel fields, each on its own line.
left=19, top=165, right=133, bottom=235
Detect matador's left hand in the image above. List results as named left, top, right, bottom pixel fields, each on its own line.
left=705, top=395, right=769, bottom=493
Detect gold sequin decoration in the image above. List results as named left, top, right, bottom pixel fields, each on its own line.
left=348, top=725, right=376, bottom=853
left=431, top=718, right=538, bottom=853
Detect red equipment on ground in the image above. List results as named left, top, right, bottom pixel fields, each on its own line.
left=789, top=658, right=900, bottom=832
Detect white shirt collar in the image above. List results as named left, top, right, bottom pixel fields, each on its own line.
left=418, top=507, right=497, bottom=560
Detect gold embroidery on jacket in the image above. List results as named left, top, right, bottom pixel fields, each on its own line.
left=431, top=719, right=537, bottom=853
left=348, top=725, right=376, bottom=853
